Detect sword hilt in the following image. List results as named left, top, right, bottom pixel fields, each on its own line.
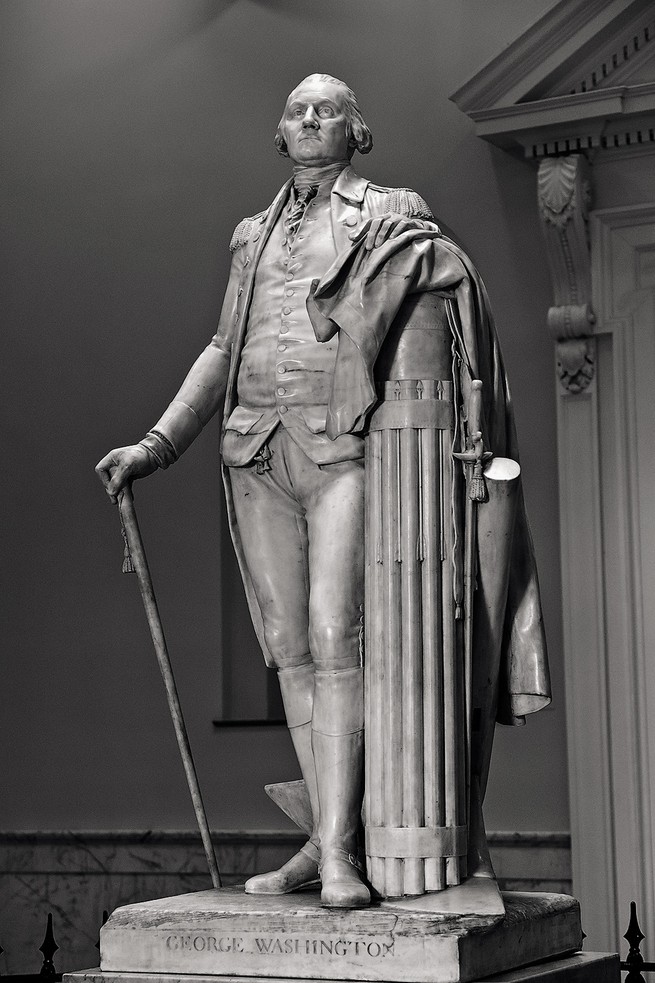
left=452, top=380, right=491, bottom=501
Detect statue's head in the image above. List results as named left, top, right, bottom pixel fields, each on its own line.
left=275, top=74, right=373, bottom=165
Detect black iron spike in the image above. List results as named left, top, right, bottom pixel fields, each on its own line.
left=625, top=901, right=646, bottom=959
left=623, top=900, right=646, bottom=983
left=39, top=913, right=59, bottom=979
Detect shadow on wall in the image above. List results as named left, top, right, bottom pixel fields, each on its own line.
left=2, top=0, right=235, bottom=79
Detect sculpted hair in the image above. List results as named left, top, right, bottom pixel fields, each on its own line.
left=275, top=74, right=373, bottom=158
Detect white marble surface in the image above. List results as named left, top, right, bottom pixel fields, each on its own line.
left=99, top=888, right=583, bottom=983
left=0, top=831, right=572, bottom=975
left=65, top=953, right=621, bottom=983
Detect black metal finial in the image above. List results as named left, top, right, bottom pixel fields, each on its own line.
left=623, top=901, right=647, bottom=983
left=95, top=910, right=109, bottom=952
left=39, top=913, right=59, bottom=979
left=625, top=901, right=646, bottom=962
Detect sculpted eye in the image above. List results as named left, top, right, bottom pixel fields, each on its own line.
left=318, top=105, right=335, bottom=118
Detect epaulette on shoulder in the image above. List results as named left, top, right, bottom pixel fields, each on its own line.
left=229, top=216, right=254, bottom=254
left=384, top=188, right=435, bottom=221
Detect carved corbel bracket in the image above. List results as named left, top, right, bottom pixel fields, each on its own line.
left=538, top=154, right=596, bottom=394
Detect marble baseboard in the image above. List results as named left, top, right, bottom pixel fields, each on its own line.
left=0, top=830, right=571, bottom=975
left=66, top=954, right=621, bottom=983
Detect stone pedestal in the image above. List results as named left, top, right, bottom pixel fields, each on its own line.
left=63, top=887, right=601, bottom=983
left=66, top=953, right=620, bottom=983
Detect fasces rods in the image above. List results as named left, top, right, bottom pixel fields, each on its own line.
left=365, top=378, right=465, bottom=897
left=440, top=423, right=462, bottom=888
left=421, top=424, right=446, bottom=891
left=400, top=425, right=425, bottom=896
left=381, top=426, right=403, bottom=898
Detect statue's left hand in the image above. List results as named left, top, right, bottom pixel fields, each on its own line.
left=349, top=213, right=428, bottom=251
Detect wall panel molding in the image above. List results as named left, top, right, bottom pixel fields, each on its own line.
left=591, top=203, right=655, bottom=955
left=0, top=829, right=571, bottom=975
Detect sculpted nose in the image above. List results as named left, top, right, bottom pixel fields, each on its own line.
left=302, top=106, right=319, bottom=127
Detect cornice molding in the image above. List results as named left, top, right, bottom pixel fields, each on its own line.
left=451, top=0, right=655, bottom=159
left=556, top=14, right=655, bottom=95
left=451, top=0, right=647, bottom=111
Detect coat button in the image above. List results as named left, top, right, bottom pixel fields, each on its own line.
left=277, top=387, right=286, bottom=396
left=279, top=405, right=288, bottom=414
left=278, top=365, right=286, bottom=373
left=282, top=306, right=292, bottom=315
left=278, top=344, right=287, bottom=352
left=345, top=215, right=358, bottom=227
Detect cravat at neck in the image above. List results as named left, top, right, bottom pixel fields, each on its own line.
left=292, top=161, right=348, bottom=191
left=285, top=185, right=318, bottom=242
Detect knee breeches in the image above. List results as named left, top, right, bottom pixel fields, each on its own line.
left=229, top=429, right=364, bottom=672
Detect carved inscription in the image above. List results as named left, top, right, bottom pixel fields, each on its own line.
left=166, top=936, right=244, bottom=953
left=165, top=934, right=395, bottom=959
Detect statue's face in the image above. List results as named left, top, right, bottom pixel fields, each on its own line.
left=281, top=79, right=350, bottom=166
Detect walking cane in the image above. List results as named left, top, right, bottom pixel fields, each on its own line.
left=117, top=485, right=222, bottom=890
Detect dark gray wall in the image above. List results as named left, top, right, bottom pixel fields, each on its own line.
left=1, top=0, right=568, bottom=832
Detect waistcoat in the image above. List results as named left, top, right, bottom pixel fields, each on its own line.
left=223, top=184, right=363, bottom=467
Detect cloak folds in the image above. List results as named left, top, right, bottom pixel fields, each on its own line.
left=307, top=229, right=551, bottom=725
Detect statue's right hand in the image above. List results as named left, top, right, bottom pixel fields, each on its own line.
left=95, top=444, right=157, bottom=504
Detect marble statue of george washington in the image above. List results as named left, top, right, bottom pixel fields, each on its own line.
left=97, top=73, right=551, bottom=911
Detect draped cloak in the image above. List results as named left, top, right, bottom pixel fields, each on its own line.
left=306, top=228, right=551, bottom=726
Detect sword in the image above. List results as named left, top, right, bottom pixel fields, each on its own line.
left=453, top=379, right=491, bottom=827
left=117, top=486, right=222, bottom=890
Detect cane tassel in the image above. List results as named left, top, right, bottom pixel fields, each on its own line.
left=470, top=459, right=487, bottom=503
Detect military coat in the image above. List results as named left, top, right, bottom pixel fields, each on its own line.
left=212, top=165, right=435, bottom=668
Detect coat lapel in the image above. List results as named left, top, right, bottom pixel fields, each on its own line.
left=331, top=166, right=369, bottom=254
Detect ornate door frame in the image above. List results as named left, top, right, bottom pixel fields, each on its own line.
left=451, top=0, right=655, bottom=951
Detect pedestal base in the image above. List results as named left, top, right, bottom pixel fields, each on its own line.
left=65, top=953, right=619, bottom=983
left=90, top=888, right=586, bottom=983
